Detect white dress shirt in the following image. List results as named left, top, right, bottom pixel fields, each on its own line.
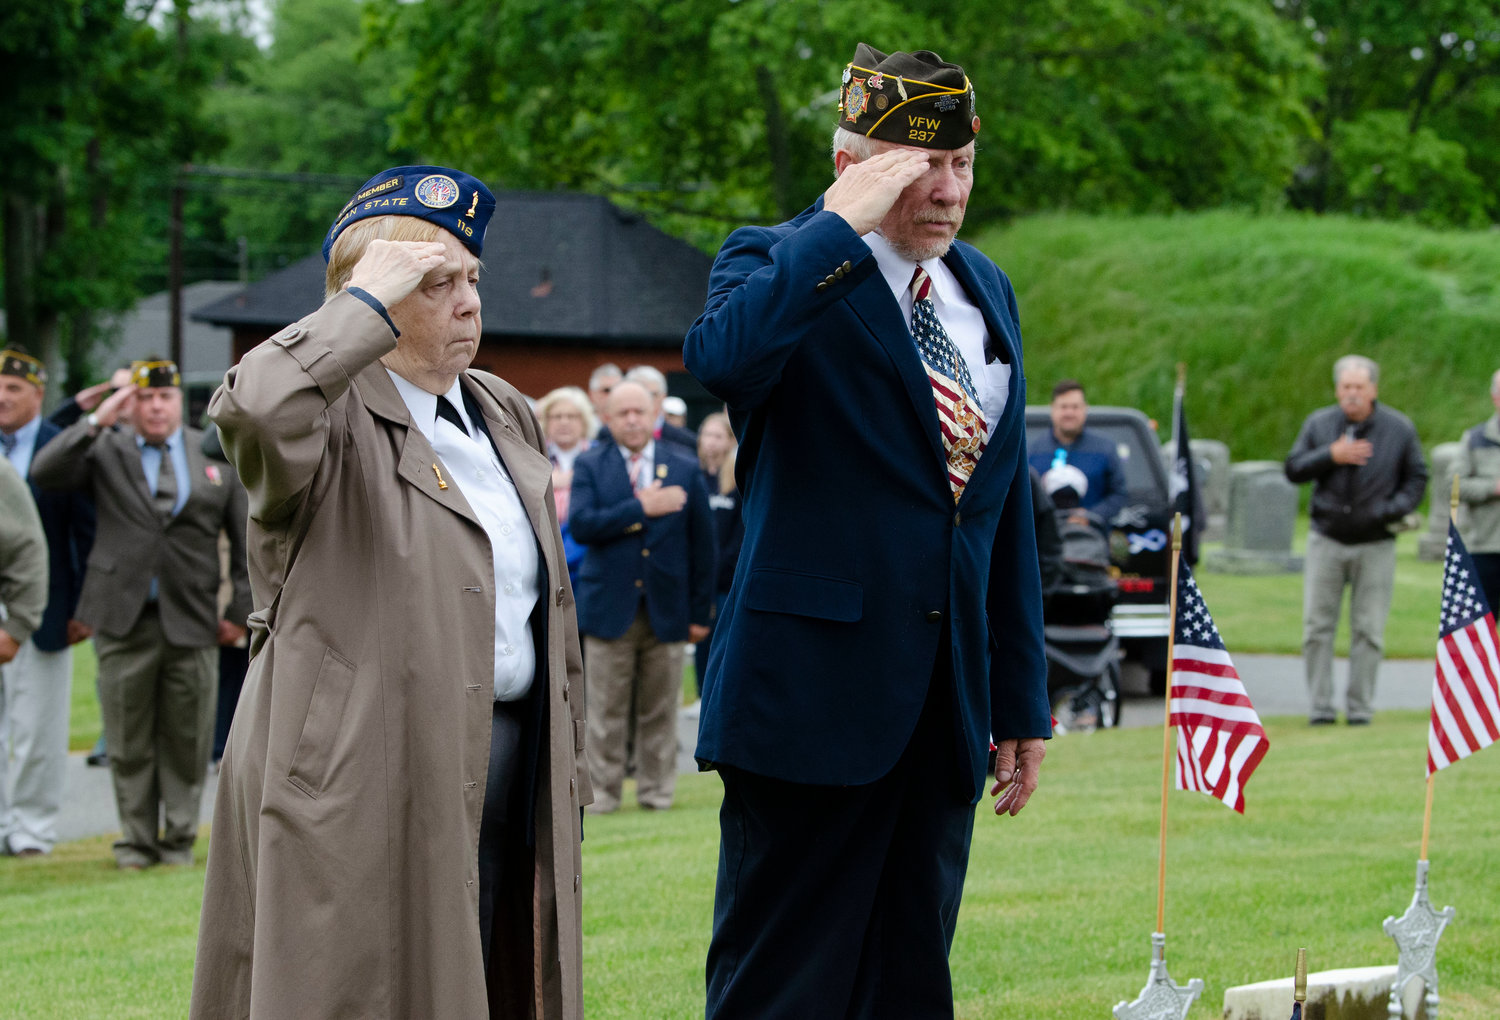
left=388, top=370, right=540, bottom=702
left=616, top=439, right=655, bottom=490
left=2, top=414, right=41, bottom=478
left=864, top=232, right=1011, bottom=429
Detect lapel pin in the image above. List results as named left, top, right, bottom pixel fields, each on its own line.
left=656, top=464, right=668, bottom=479
left=205, top=464, right=222, bottom=486
left=432, top=463, right=449, bottom=490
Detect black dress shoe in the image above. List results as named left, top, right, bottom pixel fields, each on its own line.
left=86, top=751, right=109, bottom=767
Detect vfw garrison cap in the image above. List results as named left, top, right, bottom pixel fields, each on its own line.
left=838, top=43, right=978, bottom=149
left=322, top=165, right=497, bottom=261
left=0, top=350, right=46, bottom=387
left=131, top=360, right=181, bottom=389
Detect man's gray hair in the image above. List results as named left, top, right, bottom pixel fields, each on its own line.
left=589, top=362, right=622, bottom=389
left=831, top=126, right=876, bottom=171
left=625, top=364, right=668, bottom=397
left=1333, top=354, right=1379, bottom=386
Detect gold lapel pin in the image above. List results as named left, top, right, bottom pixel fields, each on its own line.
left=432, top=463, right=449, bottom=490
left=656, top=464, right=668, bottom=479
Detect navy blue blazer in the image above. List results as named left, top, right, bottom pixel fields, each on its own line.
left=569, top=440, right=716, bottom=643
left=24, top=420, right=95, bottom=652
left=683, top=202, right=1050, bottom=801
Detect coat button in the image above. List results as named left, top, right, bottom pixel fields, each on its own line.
left=815, top=282, right=828, bottom=293
left=824, top=274, right=836, bottom=285
left=954, top=511, right=962, bottom=526
left=926, top=611, right=942, bottom=623
left=563, top=681, right=570, bottom=701
left=574, top=874, right=581, bottom=893
left=842, top=260, right=852, bottom=272
left=556, top=586, right=566, bottom=606
left=635, top=579, right=644, bottom=588
left=570, top=778, right=576, bottom=795
left=641, top=548, right=651, bottom=557
left=834, top=267, right=845, bottom=279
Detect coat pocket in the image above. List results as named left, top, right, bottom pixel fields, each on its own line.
left=741, top=568, right=863, bottom=622
left=287, top=647, right=356, bottom=798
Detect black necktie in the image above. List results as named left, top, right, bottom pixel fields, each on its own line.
left=436, top=396, right=468, bottom=436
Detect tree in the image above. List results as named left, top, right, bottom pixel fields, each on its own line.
left=0, top=1, right=242, bottom=386
left=1276, top=0, right=1500, bottom=224
left=371, top=0, right=1311, bottom=247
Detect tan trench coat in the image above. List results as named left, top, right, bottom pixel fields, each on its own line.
left=191, top=292, right=590, bottom=1019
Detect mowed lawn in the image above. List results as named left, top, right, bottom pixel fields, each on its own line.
left=4, top=712, right=1497, bottom=1019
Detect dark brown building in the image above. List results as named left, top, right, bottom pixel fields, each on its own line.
left=193, top=190, right=717, bottom=416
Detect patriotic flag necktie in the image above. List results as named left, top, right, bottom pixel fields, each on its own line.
left=628, top=452, right=644, bottom=492
left=909, top=266, right=986, bottom=501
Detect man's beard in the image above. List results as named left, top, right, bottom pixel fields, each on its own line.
left=882, top=215, right=963, bottom=263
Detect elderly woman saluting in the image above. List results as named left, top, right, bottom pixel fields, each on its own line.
left=191, top=166, right=589, bottom=1020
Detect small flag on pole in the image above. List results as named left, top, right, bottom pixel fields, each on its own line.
left=1169, top=370, right=1203, bottom=566
left=1169, top=559, right=1268, bottom=812
left=1427, top=523, right=1500, bottom=775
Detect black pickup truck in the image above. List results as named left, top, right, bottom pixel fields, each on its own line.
left=1026, top=405, right=1173, bottom=693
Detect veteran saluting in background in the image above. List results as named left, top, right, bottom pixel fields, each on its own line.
left=191, top=166, right=589, bottom=1020
left=31, top=359, right=250, bottom=870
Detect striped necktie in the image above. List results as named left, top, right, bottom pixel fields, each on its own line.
left=910, top=266, right=986, bottom=501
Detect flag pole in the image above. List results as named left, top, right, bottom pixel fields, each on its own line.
left=1420, top=476, right=1461, bottom=860
left=1156, top=512, right=1184, bottom=934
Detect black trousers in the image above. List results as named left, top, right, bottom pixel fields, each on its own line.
left=705, top=675, right=977, bottom=1020
left=479, top=698, right=533, bottom=1017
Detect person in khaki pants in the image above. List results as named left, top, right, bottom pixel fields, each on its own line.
left=31, top=360, right=250, bottom=868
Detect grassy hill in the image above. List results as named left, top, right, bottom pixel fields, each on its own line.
left=971, top=211, right=1500, bottom=464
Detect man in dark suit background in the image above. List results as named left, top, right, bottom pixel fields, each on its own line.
left=0, top=350, right=94, bottom=857
left=569, top=380, right=714, bottom=813
left=683, top=44, right=1050, bottom=1018
left=31, top=360, right=250, bottom=868
left=623, top=364, right=698, bottom=454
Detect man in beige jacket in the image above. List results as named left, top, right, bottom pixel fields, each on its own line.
left=192, top=166, right=589, bottom=1020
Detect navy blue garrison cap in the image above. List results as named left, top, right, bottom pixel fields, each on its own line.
left=322, top=165, right=497, bottom=261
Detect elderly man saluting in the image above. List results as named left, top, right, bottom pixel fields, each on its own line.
left=191, top=166, right=589, bottom=1019
left=684, top=45, right=1050, bottom=1019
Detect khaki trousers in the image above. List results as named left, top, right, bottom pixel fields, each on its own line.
left=1301, top=531, right=1396, bottom=722
left=584, top=608, right=684, bottom=811
left=94, top=609, right=217, bottom=866
left=0, top=642, right=73, bottom=853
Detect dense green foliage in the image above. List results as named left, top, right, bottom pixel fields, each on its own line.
left=6, top=716, right=1498, bottom=1018
left=2, top=0, right=1497, bottom=378
left=978, top=210, right=1500, bottom=461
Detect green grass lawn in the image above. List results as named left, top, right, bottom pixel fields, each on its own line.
left=6, top=712, right=1497, bottom=1018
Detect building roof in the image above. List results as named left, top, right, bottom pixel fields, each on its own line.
left=193, top=191, right=713, bottom=348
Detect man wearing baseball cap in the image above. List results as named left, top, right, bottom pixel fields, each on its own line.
left=685, top=45, right=1050, bottom=1016
left=192, top=166, right=589, bottom=1019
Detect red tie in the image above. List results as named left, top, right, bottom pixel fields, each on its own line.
left=628, top=452, right=644, bottom=492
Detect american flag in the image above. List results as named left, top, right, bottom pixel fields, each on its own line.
left=1169, top=559, right=1268, bottom=813
left=910, top=268, right=986, bottom=500
left=1426, top=524, right=1500, bottom=775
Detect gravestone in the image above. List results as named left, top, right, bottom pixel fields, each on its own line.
left=1223, top=965, right=1427, bottom=1019
left=1208, top=460, right=1301, bottom=573
left=1417, top=441, right=1462, bottom=562
left=1160, top=438, right=1230, bottom=540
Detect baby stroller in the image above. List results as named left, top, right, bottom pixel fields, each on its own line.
left=1041, top=496, right=1122, bottom=733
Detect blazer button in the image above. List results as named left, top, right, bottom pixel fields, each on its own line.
left=635, top=579, right=645, bottom=588
left=926, top=611, right=943, bottom=623
left=815, top=282, right=829, bottom=293
left=842, top=260, right=853, bottom=272
left=824, top=274, right=836, bottom=285
left=556, top=586, right=565, bottom=606
left=954, top=511, right=962, bottom=526
left=563, top=681, right=570, bottom=701
left=641, top=548, right=651, bottom=557
left=834, top=267, right=845, bottom=279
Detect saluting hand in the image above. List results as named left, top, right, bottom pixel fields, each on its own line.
left=823, top=148, right=931, bottom=236
left=344, top=239, right=450, bottom=310
left=990, top=737, right=1045, bottom=817
left=91, top=383, right=136, bottom=429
